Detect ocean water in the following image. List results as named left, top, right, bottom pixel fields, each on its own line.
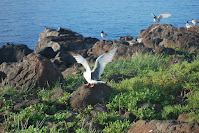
left=0, top=0, right=199, bottom=50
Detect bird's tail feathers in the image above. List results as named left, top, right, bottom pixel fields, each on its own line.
left=97, top=81, right=106, bottom=84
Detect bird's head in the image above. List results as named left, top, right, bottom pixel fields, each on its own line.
left=101, top=31, right=104, bottom=33
left=186, top=21, right=189, bottom=23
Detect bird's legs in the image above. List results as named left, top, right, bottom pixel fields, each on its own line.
left=187, top=28, right=190, bottom=31
left=90, top=84, right=94, bottom=88
left=85, top=83, right=95, bottom=88
left=193, top=24, right=196, bottom=27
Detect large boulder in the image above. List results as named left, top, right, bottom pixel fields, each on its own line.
left=0, top=43, right=33, bottom=64
left=127, top=120, right=199, bottom=133
left=138, top=24, right=199, bottom=52
left=0, top=53, right=63, bottom=89
left=69, top=84, right=113, bottom=108
left=34, top=28, right=99, bottom=70
left=34, top=28, right=99, bottom=53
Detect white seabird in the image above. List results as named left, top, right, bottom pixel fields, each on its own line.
left=151, top=13, right=172, bottom=24
left=101, top=31, right=107, bottom=40
left=186, top=21, right=193, bottom=31
left=191, top=19, right=199, bottom=26
left=71, top=47, right=117, bottom=87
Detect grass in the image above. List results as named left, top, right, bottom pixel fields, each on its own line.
left=1, top=53, right=199, bottom=132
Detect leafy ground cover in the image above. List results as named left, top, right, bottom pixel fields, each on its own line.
left=0, top=53, right=199, bottom=132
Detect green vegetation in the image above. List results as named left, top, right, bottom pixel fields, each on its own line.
left=1, top=53, right=199, bottom=132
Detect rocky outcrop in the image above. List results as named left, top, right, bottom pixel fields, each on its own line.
left=0, top=53, right=63, bottom=89
left=34, top=27, right=98, bottom=53
left=87, top=40, right=153, bottom=61
left=0, top=43, right=33, bottom=64
left=127, top=120, right=199, bottom=133
left=139, top=24, right=199, bottom=52
left=34, top=28, right=99, bottom=70
left=69, top=84, right=113, bottom=108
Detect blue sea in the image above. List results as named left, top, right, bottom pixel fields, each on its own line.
left=0, top=0, right=199, bottom=50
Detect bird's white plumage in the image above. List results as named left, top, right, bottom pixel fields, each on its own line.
left=101, top=31, right=107, bottom=40
left=191, top=19, right=199, bottom=26
left=71, top=47, right=117, bottom=84
left=186, top=21, right=192, bottom=29
left=151, top=13, right=172, bottom=23
left=71, top=54, right=91, bottom=74
left=158, top=14, right=172, bottom=21
left=92, top=47, right=117, bottom=79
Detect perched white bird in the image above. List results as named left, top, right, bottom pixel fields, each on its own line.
left=137, top=38, right=143, bottom=43
left=191, top=19, right=199, bottom=26
left=101, top=31, right=107, bottom=40
left=71, top=47, right=117, bottom=87
left=151, top=13, right=172, bottom=24
left=186, top=21, right=193, bottom=31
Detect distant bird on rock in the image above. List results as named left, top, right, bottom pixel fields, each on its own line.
left=101, top=31, right=107, bottom=40
left=186, top=21, right=193, bottom=31
left=151, top=13, right=172, bottom=24
left=191, top=19, right=199, bottom=26
left=70, top=47, right=117, bottom=87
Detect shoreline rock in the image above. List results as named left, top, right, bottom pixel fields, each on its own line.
left=0, top=43, right=33, bottom=65
left=139, top=24, right=199, bottom=53
left=0, top=53, right=63, bottom=89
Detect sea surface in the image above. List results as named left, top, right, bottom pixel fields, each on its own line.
left=0, top=0, right=199, bottom=50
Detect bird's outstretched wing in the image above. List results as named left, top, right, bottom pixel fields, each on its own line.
left=70, top=52, right=91, bottom=75
left=158, top=14, right=172, bottom=21
left=151, top=13, right=156, bottom=18
left=91, top=47, right=117, bottom=80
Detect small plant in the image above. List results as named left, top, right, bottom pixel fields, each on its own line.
left=0, top=99, right=15, bottom=112
left=95, top=112, right=119, bottom=126
left=87, top=105, right=93, bottom=112
left=102, top=119, right=131, bottom=133
left=59, top=92, right=70, bottom=105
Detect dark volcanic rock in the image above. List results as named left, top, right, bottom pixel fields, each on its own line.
left=14, top=99, right=40, bottom=111
left=0, top=43, right=33, bottom=64
left=118, top=36, right=134, bottom=42
left=34, top=28, right=98, bottom=69
left=0, top=71, right=6, bottom=82
left=127, top=120, right=199, bottom=133
left=34, top=27, right=98, bottom=53
left=121, top=112, right=136, bottom=122
left=139, top=24, right=199, bottom=52
left=0, top=53, right=63, bottom=89
left=69, top=84, right=113, bottom=108
left=87, top=40, right=153, bottom=61
left=37, top=47, right=57, bottom=59
left=90, top=103, right=108, bottom=116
